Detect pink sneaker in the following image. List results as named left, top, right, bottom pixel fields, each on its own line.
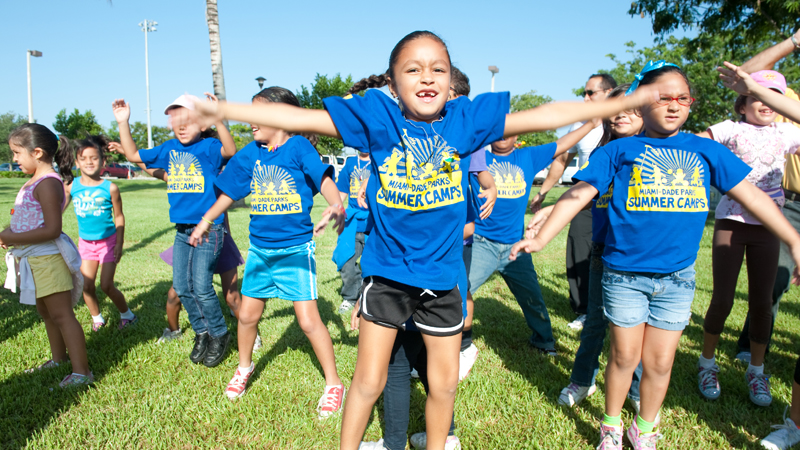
left=317, top=384, right=345, bottom=419
left=626, top=416, right=661, bottom=449
left=59, top=372, right=94, bottom=388
left=92, top=321, right=106, bottom=332
left=118, top=315, right=138, bottom=330
left=597, top=422, right=623, bottom=450
left=225, top=364, right=254, bottom=400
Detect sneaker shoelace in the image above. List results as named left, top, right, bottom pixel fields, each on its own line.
left=635, top=432, right=662, bottom=449
left=597, top=426, right=622, bottom=449
left=227, top=368, right=251, bottom=392
left=318, top=385, right=344, bottom=412
left=699, top=365, right=719, bottom=391
left=748, top=372, right=771, bottom=399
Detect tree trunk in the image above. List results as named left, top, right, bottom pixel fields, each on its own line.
left=206, top=0, right=245, bottom=208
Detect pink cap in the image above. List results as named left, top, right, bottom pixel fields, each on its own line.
left=164, top=94, right=201, bottom=115
left=751, top=70, right=787, bottom=94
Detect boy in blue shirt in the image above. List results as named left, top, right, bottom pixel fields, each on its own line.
left=468, top=122, right=599, bottom=354
left=333, top=148, right=371, bottom=313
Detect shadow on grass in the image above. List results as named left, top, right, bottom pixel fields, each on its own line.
left=0, top=280, right=172, bottom=449
left=0, top=297, right=41, bottom=346
left=124, top=227, right=174, bottom=255
left=247, top=294, right=357, bottom=388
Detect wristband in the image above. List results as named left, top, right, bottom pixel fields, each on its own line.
left=201, top=216, right=214, bottom=225
left=334, top=204, right=346, bottom=218
left=793, top=35, right=800, bottom=51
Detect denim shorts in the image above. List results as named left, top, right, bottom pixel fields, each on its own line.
left=241, top=241, right=317, bottom=301
left=602, top=263, right=696, bottom=331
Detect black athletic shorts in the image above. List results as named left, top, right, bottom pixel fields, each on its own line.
left=359, top=276, right=464, bottom=337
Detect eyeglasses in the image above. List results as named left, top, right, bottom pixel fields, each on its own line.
left=583, top=89, right=609, bottom=97
left=656, top=96, right=695, bottom=107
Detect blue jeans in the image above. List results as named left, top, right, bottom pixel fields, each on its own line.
left=383, top=330, right=455, bottom=450
left=570, top=242, right=642, bottom=401
left=172, top=224, right=227, bottom=338
left=468, top=234, right=555, bottom=350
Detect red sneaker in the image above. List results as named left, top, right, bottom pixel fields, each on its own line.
left=225, top=363, right=254, bottom=400
left=317, top=384, right=345, bottom=419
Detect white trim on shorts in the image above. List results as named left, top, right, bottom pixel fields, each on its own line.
left=361, top=276, right=374, bottom=316
left=306, top=241, right=317, bottom=300
left=414, top=317, right=465, bottom=334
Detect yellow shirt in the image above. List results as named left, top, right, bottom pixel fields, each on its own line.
left=779, top=88, right=800, bottom=193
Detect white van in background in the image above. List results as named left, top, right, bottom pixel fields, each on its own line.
left=321, top=154, right=346, bottom=177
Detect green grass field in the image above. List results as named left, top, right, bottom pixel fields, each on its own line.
left=1, top=178, right=799, bottom=449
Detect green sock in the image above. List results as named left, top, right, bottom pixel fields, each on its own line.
left=636, top=414, right=656, bottom=433
left=603, top=413, right=622, bottom=427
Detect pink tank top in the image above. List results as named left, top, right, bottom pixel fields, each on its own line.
left=10, top=172, right=65, bottom=233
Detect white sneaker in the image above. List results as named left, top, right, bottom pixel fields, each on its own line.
left=410, top=368, right=419, bottom=379
left=157, top=328, right=183, bottom=343
left=253, top=333, right=263, bottom=351
left=339, top=299, right=356, bottom=314
left=409, top=432, right=461, bottom=450
left=358, top=439, right=386, bottom=449
left=459, top=343, right=479, bottom=381
left=568, top=314, right=587, bottom=330
left=558, top=382, right=597, bottom=407
left=761, top=409, right=800, bottom=450
left=736, top=351, right=752, bottom=364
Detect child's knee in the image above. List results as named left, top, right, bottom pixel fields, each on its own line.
left=83, top=280, right=97, bottom=295
left=99, top=280, right=116, bottom=295
left=297, top=314, right=323, bottom=335
left=353, top=375, right=386, bottom=400
left=239, top=310, right=260, bottom=327
left=611, top=350, right=641, bottom=370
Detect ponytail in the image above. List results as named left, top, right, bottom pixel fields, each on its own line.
left=346, top=73, right=390, bottom=96
left=55, top=135, right=75, bottom=184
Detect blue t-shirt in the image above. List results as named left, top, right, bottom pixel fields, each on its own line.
left=214, top=136, right=333, bottom=249
left=472, top=143, right=557, bottom=244
left=336, top=156, right=370, bottom=232
left=71, top=177, right=116, bottom=241
left=591, top=188, right=613, bottom=244
left=573, top=132, right=751, bottom=273
left=139, top=137, right=225, bottom=225
left=324, top=89, right=509, bottom=289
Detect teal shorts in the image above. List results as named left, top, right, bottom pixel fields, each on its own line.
left=241, top=241, right=318, bottom=301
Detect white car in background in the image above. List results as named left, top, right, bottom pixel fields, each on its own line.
left=534, top=166, right=549, bottom=184
left=560, top=157, right=579, bottom=185
left=321, top=154, right=345, bottom=177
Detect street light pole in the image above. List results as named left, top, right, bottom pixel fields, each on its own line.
left=140, top=19, right=157, bottom=149
left=488, top=66, right=499, bottom=93
left=256, top=77, right=266, bottom=89
left=26, top=50, right=43, bottom=123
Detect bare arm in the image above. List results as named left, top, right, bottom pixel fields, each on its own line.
left=530, top=152, right=574, bottom=213
left=476, top=170, right=497, bottom=220
left=62, top=181, right=72, bottom=213
left=111, top=99, right=143, bottom=163
left=203, top=93, right=238, bottom=158
left=191, top=101, right=341, bottom=139
left=503, top=86, right=657, bottom=137
left=554, top=119, right=601, bottom=158
left=110, top=183, right=125, bottom=263
left=740, top=30, right=800, bottom=73
left=313, top=175, right=346, bottom=236
left=696, top=130, right=713, bottom=139
left=187, top=194, right=236, bottom=247
left=719, top=62, right=800, bottom=123
left=510, top=181, right=598, bottom=259
left=0, top=178, right=65, bottom=246
left=339, top=190, right=348, bottom=205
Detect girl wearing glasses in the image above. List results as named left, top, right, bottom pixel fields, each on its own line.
left=695, top=69, right=800, bottom=408
left=509, top=61, right=800, bottom=449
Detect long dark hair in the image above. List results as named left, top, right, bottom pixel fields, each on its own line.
left=252, top=86, right=319, bottom=147
left=9, top=123, right=74, bottom=183
left=596, top=83, right=638, bottom=148
left=76, top=134, right=111, bottom=163
left=346, top=30, right=451, bottom=96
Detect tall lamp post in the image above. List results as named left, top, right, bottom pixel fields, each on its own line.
left=140, top=19, right=157, bottom=149
left=27, top=50, right=43, bottom=123
left=256, top=77, right=266, bottom=89
left=488, top=66, right=499, bottom=93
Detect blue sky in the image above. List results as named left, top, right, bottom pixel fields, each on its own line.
left=1, top=0, right=690, bottom=134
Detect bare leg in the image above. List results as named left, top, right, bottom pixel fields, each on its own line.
left=605, top=323, right=645, bottom=417
left=80, top=260, right=101, bottom=316
left=638, top=325, right=683, bottom=422
left=294, top=300, right=341, bottom=386
left=36, top=298, right=68, bottom=362
left=421, top=332, right=461, bottom=450
left=99, top=262, right=130, bottom=314
left=464, top=291, right=474, bottom=330
left=42, top=291, right=90, bottom=375
left=701, top=331, right=721, bottom=360
left=791, top=381, right=800, bottom=424
left=166, top=286, right=181, bottom=331
left=750, top=342, right=768, bottom=367
left=237, top=295, right=266, bottom=368
left=340, top=320, right=397, bottom=450
left=220, top=268, right=242, bottom=320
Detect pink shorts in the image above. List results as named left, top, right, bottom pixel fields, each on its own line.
left=79, top=233, right=117, bottom=264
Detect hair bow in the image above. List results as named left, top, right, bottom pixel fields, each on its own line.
left=626, top=60, right=680, bottom=95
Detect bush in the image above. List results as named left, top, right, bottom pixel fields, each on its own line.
left=0, top=171, right=30, bottom=178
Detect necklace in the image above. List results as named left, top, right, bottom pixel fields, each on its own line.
left=356, top=156, right=368, bottom=181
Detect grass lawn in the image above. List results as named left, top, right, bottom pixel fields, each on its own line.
left=1, top=178, right=799, bottom=449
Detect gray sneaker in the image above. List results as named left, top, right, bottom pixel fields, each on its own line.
left=698, top=364, right=721, bottom=400
left=253, top=333, right=263, bottom=351
left=761, top=408, right=800, bottom=450
left=338, top=299, right=356, bottom=314
left=157, top=328, right=183, bottom=344
left=736, top=351, right=752, bottom=364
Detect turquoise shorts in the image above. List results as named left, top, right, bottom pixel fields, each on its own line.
left=241, top=241, right=318, bottom=301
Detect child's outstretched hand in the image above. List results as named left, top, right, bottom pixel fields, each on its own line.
left=356, top=182, right=368, bottom=209
left=314, top=205, right=346, bottom=237
left=717, top=62, right=759, bottom=97
left=107, top=142, right=123, bottom=155
left=525, top=205, right=554, bottom=239
left=188, top=221, right=211, bottom=247
left=622, top=84, right=660, bottom=111
left=509, top=238, right=544, bottom=260
left=350, top=299, right=361, bottom=331
left=112, top=99, right=131, bottom=123
left=478, top=185, right=497, bottom=220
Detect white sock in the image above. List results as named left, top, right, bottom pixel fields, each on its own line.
left=238, top=362, right=254, bottom=373
left=698, top=354, right=715, bottom=368
left=91, top=314, right=105, bottom=324
left=119, top=309, right=135, bottom=320
left=747, top=363, right=764, bottom=375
